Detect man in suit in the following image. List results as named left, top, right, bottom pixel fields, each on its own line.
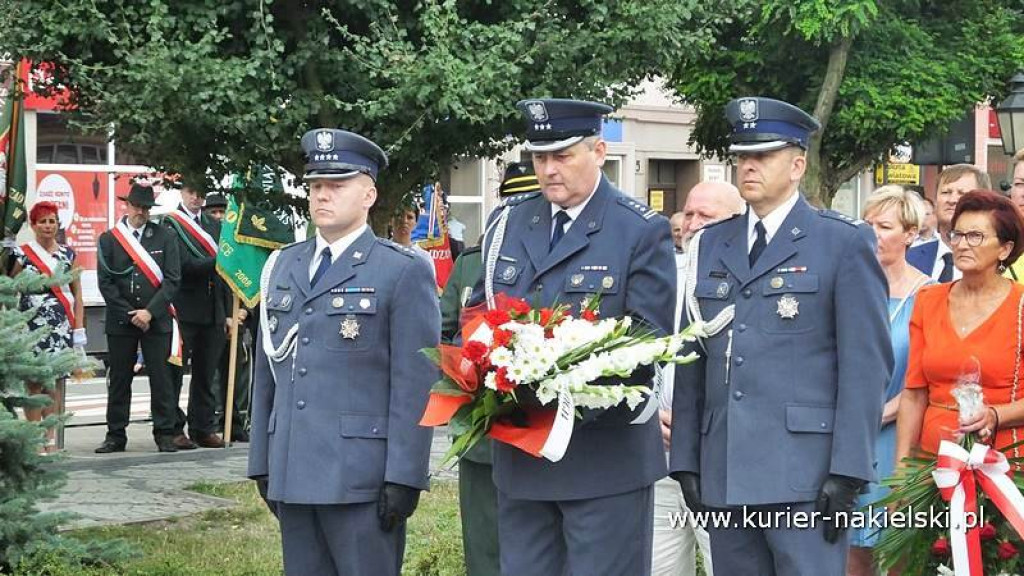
left=247, top=128, right=440, bottom=576
left=96, top=183, right=182, bottom=453
left=164, top=183, right=226, bottom=449
left=669, top=97, right=893, bottom=576
left=469, top=98, right=676, bottom=576
left=906, top=164, right=990, bottom=281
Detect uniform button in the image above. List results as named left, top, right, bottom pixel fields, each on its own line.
left=734, top=356, right=744, bottom=366
left=298, top=367, right=308, bottom=376
left=305, top=308, right=313, bottom=315
left=742, top=289, right=752, bottom=299
left=733, top=391, right=744, bottom=400
left=296, top=400, right=306, bottom=409
left=301, top=337, right=310, bottom=345
left=820, top=422, right=828, bottom=429
left=737, top=323, right=747, bottom=332
left=371, top=427, right=379, bottom=434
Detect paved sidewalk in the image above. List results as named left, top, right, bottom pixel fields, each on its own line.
left=40, top=421, right=455, bottom=529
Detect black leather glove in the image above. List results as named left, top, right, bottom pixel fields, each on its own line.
left=378, top=482, right=421, bottom=532
left=814, top=474, right=865, bottom=543
left=671, top=472, right=704, bottom=515
left=254, top=475, right=278, bottom=518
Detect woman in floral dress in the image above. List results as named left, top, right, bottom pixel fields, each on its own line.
left=8, top=201, right=85, bottom=453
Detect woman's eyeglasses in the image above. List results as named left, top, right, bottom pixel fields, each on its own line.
left=948, top=230, right=987, bottom=247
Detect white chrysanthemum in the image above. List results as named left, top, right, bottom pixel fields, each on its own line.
left=489, top=347, right=514, bottom=368
left=483, top=372, right=498, bottom=391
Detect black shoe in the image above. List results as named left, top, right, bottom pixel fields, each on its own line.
left=154, top=436, right=179, bottom=453
left=95, top=439, right=126, bottom=454
left=230, top=430, right=250, bottom=443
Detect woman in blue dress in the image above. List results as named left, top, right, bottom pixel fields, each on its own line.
left=8, top=201, right=85, bottom=454
left=847, top=186, right=932, bottom=576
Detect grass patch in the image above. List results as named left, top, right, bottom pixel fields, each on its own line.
left=16, top=480, right=465, bottom=576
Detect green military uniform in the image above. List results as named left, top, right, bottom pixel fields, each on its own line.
left=440, top=245, right=498, bottom=576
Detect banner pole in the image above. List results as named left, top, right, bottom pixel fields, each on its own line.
left=223, top=293, right=241, bottom=446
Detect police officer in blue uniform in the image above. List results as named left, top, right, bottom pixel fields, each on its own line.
left=669, top=97, right=893, bottom=576
left=247, top=128, right=440, bottom=576
left=470, top=99, right=676, bottom=576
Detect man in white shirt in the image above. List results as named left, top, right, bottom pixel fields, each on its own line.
left=653, top=181, right=742, bottom=576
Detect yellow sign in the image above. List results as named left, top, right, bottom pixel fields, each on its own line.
left=649, top=189, right=664, bottom=212
left=874, top=164, right=920, bottom=185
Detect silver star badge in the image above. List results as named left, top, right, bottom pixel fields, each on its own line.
left=777, top=295, right=799, bottom=319
left=340, top=315, right=360, bottom=339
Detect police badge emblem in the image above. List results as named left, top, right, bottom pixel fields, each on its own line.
left=777, top=295, right=799, bottom=319
left=268, top=316, right=279, bottom=333
left=602, top=276, right=614, bottom=289
left=502, top=266, right=517, bottom=282
left=332, top=296, right=344, bottom=308
left=359, top=298, right=371, bottom=310
left=525, top=101, right=548, bottom=122
left=770, top=277, right=784, bottom=290
left=739, top=99, right=758, bottom=123
left=340, top=315, right=360, bottom=339
left=716, top=282, right=730, bottom=298
left=571, top=274, right=584, bottom=287
left=315, top=130, right=334, bottom=152
left=280, top=294, right=292, bottom=307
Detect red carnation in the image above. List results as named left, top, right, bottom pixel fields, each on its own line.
left=508, top=298, right=531, bottom=316
left=931, top=537, right=950, bottom=557
left=485, top=309, right=511, bottom=327
left=539, top=308, right=556, bottom=326
left=581, top=309, right=599, bottom=322
left=494, top=367, right=516, bottom=392
left=493, top=328, right=513, bottom=348
left=462, top=341, right=489, bottom=364
left=980, top=523, right=997, bottom=541
left=998, top=540, right=1019, bottom=560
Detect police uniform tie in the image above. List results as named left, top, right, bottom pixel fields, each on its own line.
left=550, top=210, right=572, bottom=250
left=133, top=229, right=141, bottom=241
left=939, top=252, right=954, bottom=283
left=310, top=247, right=332, bottom=287
left=749, top=220, right=767, bottom=267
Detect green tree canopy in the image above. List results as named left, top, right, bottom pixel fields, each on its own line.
left=668, top=0, right=1024, bottom=206
left=0, top=0, right=728, bottom=218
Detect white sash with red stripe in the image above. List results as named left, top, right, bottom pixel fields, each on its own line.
left=20, top=241, right=76, bottom=328
left=111, top=220, right=183, bottom=365
left=168, top=210, right=218, bottom=257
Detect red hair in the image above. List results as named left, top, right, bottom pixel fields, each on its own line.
left=29, top=201, right=59, bottom=225
left=951, top=190, right=1024, bottom=266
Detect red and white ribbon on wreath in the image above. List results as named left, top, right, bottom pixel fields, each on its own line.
left=167, top=210, right=217, bottom=257
left=933, top=440, right=1024, bottom=575
left=111, top=220, right=183, bottom=366
left=20, top=241, right=76, bottom=328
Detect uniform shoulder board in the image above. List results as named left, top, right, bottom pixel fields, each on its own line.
left=818, top=209, right=864, bottom=227
left=499, top=191, right=542, bottom=208
left=376, top=237, right=416, bottom=258
left=616, top=196, right=659, bottom=220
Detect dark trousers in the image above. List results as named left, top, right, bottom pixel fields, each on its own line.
left=105, top=331, right=177, bottom=441
left=460, top=459, right=500, bottom=576
left=707, top=501, right=850, bottom=576
left=170, top=321, right=225, bottom=437
left=214, top=324, right=252, bottom=435
left=497, top=484, right=655, bottom=576
left=277, top=502, right=405, bottom=576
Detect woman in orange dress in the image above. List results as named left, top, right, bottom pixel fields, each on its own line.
left=896, top=190, right=1024, bottom=463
